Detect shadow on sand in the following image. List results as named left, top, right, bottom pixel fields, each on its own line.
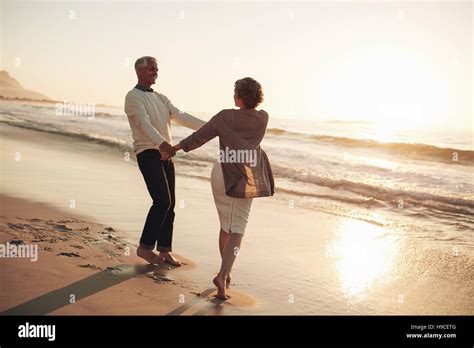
left=1, top=264, right=156, bottom=315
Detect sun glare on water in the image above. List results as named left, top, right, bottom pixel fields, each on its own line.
left=327, top=219, right=399, bottom=300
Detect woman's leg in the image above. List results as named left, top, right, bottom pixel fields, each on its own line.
left=213, top=233, right=243, bottom=299
left=219, top=229, right=232, bottom=288
left=218, top=228, right=230, bottom=256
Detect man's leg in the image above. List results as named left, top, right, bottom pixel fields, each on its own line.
left=157, top=159, right=183, bottom=266
left=137, top=150, right=172, bottom=263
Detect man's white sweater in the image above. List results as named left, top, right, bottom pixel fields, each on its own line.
left=124, top=87, right=205, bottom=155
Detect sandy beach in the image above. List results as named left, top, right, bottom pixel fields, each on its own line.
left=1, top=122, right=472, bottom=315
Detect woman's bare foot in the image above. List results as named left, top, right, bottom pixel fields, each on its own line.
left=213, top=276, right=230, bottom=300
left=137, top=246, right=163, bottom=265
left=226, top=274, right=232, bottom=289
left=159, top=252, right=183, bottom=266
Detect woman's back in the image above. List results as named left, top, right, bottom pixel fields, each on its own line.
left=213, top=108, right=269, bottom=151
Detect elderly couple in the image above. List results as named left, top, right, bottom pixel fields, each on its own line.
left=124, top=56, right=274, bottom=299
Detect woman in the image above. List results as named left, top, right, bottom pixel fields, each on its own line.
left=174, top=77, right=275, bottom=300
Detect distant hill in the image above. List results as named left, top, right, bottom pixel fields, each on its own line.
left=0, top=71, right=51, bottom=101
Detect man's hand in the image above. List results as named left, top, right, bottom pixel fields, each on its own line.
left=159, top=141, right=176, bottom=158
left=160, top=151, right=171, bottom=161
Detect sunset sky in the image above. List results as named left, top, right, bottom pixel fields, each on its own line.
left=1, top=1, right=472, bottom=130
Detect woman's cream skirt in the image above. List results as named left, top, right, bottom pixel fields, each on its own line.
left=211, top=162, right=253, bottom=234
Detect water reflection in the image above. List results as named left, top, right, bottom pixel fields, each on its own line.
left=327, top=219, right=399, bottom=300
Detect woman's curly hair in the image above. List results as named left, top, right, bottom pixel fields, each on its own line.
left=234, top=77, right=264, bottom=109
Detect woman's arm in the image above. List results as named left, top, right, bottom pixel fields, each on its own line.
left=178, top=112, right=222, bottom=152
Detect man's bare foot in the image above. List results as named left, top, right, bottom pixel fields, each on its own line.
left=213, top=276, right=230, bottom=300
left=159, top=252, right=183, bottom=267
left=137, top=246, right=163, bottom=265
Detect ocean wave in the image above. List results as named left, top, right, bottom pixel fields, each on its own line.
left=270, top=163, right=474, bottom=213
left=177, top=155, right=474, bottom=217
left=0, top=117, right=132, bottom=152
left=273, top=186, right=386, bottom=208
left=266, top=128, right=473, bottom=164
left=2, top=116, right=472, bottom=219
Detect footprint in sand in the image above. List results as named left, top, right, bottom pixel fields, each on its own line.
left=48, top=223, right=72, bottom=232
left=152, top=275, right=174, bottom=282
left=78, top=263, right=101, bottom=270
left=70, top=244, right=84, bottom=249
left=7, top=223, right=28, bottom=231
left=57, top=252, right=81, bottom=257
left=165, top=288, right=258, bottom=316
left=8, top=239, right=24, bottom=245
left=105, top=266, right=123, bottom=272
left=206, top=290, right=257, bottom=308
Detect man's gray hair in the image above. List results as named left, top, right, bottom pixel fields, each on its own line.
left=134, top=56, right=157, bottom=72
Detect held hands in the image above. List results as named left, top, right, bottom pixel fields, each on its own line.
left=159, top=142, right=182, bottom=161
left=159, top=141, right=176, bottom=161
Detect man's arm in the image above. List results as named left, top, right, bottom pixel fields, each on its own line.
left=159, top=93, right=206, bottom=130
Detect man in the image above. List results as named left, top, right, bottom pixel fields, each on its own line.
left=124, top=56, right=204, bottom=266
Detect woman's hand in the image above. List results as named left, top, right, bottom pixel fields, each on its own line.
left=161, top=143, right=182, bottom=161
